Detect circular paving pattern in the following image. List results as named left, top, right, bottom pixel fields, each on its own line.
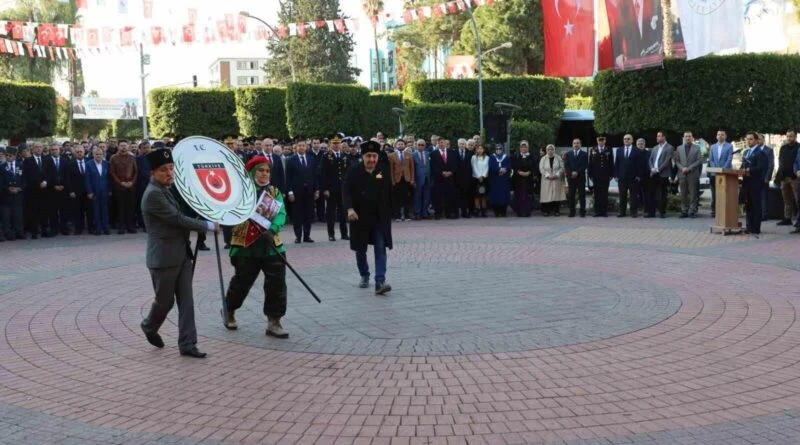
left=194, top=263, right=681, bottom=355
left=2, top=216, right=800, bottom=445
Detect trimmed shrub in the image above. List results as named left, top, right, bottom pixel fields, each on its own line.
left=404, top=76, right=566, bottom=128
left=510, top=120, right=555, bottom=152
left=593, top=54, right=800, bottom=139
left=404, top=103, right=477, bottom=142
left=565, top=95, right=592, bottom=110
left=363, top=92, right=404, bottom=138
left=0, top=81, right=57, bottom=140
left=286, top=82, right=369, bottom=138
left=234, top=87, right=289, bottom=140
left=148, top=88, right=238, bottom=139
left=110, top=119, right=145, bottom=140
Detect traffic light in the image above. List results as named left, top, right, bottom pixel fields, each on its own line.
left=192, top=75, right=197, bottom=87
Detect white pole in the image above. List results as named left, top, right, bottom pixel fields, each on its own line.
left=140, top=43, right=149, bottom=140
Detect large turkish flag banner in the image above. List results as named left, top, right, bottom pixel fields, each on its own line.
left=542, top=0, right=595, bottom=77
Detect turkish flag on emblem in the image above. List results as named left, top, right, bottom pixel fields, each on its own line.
left=86, top=28, right=99, bottom=47
left=183, top=24, right=195, bottom=43
left=542, top=0, right=595, bottom=76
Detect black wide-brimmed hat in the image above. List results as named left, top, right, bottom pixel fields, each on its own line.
left=360, top=140, right=381, bottom=154
left=146, top=148, right=173, bottom=170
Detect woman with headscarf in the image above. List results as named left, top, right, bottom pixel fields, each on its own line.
left=487, top=144, right=511, bottom=216
left=539, top=144, right=566, bottom=216
left=222, top=156, right=290, bottom=338
left=511, top=141, right=537, bottom=217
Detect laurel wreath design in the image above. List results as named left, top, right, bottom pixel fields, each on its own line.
left=174, top=147, right=256, bottom=223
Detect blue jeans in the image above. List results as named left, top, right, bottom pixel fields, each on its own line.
left=356, top=226, right=387, bottom=283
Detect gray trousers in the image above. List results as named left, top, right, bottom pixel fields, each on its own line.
left=144, top=259, right=197, bottom=348
left=679, top=175, right=699, bottom=215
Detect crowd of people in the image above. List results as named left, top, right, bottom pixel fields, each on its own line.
left=2, top=128, right=799, bottom=243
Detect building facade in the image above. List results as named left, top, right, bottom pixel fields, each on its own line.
left=208, top=58, right=269, bottom=87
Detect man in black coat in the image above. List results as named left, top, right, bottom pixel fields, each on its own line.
left=320, top=135, right=350, bottom=241
left=430, top=137, right=459, bottom=219
left=44, top=142, right=70, bottom=235
left=614, top=134, right=641, bottom=217
left=344, top=140, right=393, bottom=295
left=22, top=142, right=50, bottom=238
left=741, top=131, right=768, bottom=235
left=67, top=145, right=93, bottom=235
left=588, top=136, right=614, bottom=217
left=454, top=139, right=474, bottom=218
left=285, top=139, right=319, bottom=243
left=564, top=138, right=589, bottom=217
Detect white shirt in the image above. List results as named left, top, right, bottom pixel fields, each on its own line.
left=471, top=155, right=489, bottom=178
left=78, top=159, right=85, bottom=174
left=624, top=146, right=631, bottom=158
left=652, top=144, right=665, bottom=169
left=95, top=160, right=103, bottom=176
left=634, top=0, right=643, bottom=37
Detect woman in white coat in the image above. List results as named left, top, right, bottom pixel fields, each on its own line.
left=539, top=144, right=566, bottom=216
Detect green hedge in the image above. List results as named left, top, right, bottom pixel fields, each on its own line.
left=110, top=119, right=145, bottom=140
left=0, top=81, right=56, bottom=140
left=363, top=92, right=404, bottom=138
left=286, top=83, right=369, bottom=138
left=235, top=87, right=289, bottom=140
left=510, top=120, right=555, bottom=152
left=149, top=88, right=238, bottom=139
left=404, top=76, right=566, bottom=128
left=594, top=54, right=800, bottom=139
left=565, top=95, right=592, bottom=110
left=405, top=103, right=477, bottom=142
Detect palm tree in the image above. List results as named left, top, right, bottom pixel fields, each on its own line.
left=362, top=0, right=385, bottom=91
left=662, top=0, right=673, bottom=57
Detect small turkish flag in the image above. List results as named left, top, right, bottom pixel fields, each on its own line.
left=188, top=8, right=197, bottom=24
left=86, top=28, right=99, bottom=47
left=216, top=20, right=228, bottom=41
left=54, top=25, right=67, bottom=46
left=101, top=27, right=113, bottom=45
left=237, top=14, right=247, bottom=35
left=150, top=26, right=163, bottom=45
left=37, top=23, right=55, bottom=45
left=297, top=22, right=306, bottom=38
left=334, top=19, right=346, bottom=33
left=182, top=24, right=194, bottom=43
left=119, top=26, right=133, bottom=46
left=143, top=0, right=153, bottom=18
left=11, top=21, right=23, bottom=40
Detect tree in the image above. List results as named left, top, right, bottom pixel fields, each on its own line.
left=265, top=0, right=360, bottom=85
left=362, top=0, right=384, bottom=91
left=454, top=0, right=544, bottom=75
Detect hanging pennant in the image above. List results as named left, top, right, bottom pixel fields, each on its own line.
left=203, top=21, right=216, bottom=44
left=278, top=25, right=287, bottom=38
left=287, top=23, right=297, bottom=36
left=188, top=8, right=197, bottom=24
left=334, top=19, right=346, bottom=33
left=325, top=20, right=334, bottom=31
left=402, top=10, right=413, bottom=24
left=76, top=0, right=88, bottom=8
left=182, top=24, right=195, bottom=43
left=150, top=26, right=163, bottom=45
left=70, top=25, right=84, bottom=46
left=37, top=23, right=55, bottom=45
left=142, top=0, right=153, bottom=19
left=24, top=42, right=34, bottom=57
left=120, top=26, right=134, bottom=46
left=23, top=24, right=35, bottom=42
left=224, top=14, right=235, bottom=39
left=216, top=20, right=228, bottom=41
left=86, top=28, right=99, bottom=47
left=350, top=18, right=360, bottom=31
left=417, top=8, right=426, bottom=21
left=447, top=2, right=458, bottom=14
left=433, top=4, right=445, bottom=18
left=255, top=25, right=268, bottom=40
left=48, top=46, right=54, bottom=60
left=55, top=24, right=68, bottom=46
left=101, top=26, right=114, bottom=45
left=0, top=39, right=6, bottom=53
left=237, top=14, right=247, bottom=36
left=316, top=20, right=326, bottom=29
left=118, top=0, right=128, bottom=14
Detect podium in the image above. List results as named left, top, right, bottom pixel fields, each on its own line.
left=708, top=168, right=745, bottom=235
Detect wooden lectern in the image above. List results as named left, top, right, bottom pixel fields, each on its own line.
left=707, top=167, right=745, bottom=235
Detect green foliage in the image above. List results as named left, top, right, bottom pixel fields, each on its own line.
left=404, top=102, right=477, bottom=142
left=234, top=87, right=289, bottom=139
left=286, top=82, right=369, bottom=137
left=110, top=119, right=145, bottom=140
left=593, top=54, right=800, bottom=139
left=148, top=88, right=238, bottom=139
left=0, top=81, right=56, bottom=139
left=565, top=95, right=592, bottom=110
left=565, top=78, right=593, bottom=97
left=510, top=120, right=554, bottom=152
left=455, top=0, right=544, bottom=75
left=265, top=0, right=360, bottom=85
left=405, top=76, right=566, bottom=128
left=363, top=92, right=404, bottom=137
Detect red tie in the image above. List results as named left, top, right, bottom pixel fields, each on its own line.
left=442, top=150, right=447, bottom=163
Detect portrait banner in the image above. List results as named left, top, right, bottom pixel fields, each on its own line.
left=605, top=0, right=664, bottom=70
left=72, top=97, right=140, bottom=119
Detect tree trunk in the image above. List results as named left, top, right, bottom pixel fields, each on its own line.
left=373, top=27, right=383, bottom=91
left=662, top=0, right=674, bottom=57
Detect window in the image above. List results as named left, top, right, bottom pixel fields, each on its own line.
left=236, top=60, right=260, bottom=70
left=236, top=76, right=259, bottom=86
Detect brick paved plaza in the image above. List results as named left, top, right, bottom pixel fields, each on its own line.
left=2, top=212, right=800, bottom=445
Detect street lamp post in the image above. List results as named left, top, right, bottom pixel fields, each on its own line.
left=464, top=3, right=512, bottom=137
left=140, top=43, right=149, bottom=140
left=240, top=10, right=296, bottom=83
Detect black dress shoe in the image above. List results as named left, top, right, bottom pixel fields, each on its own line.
left=679, top=213, right=689, bottom=218
left=329, top=236, right=336, bottom=241
left=791, top=228, right=800, bottom=234
left=341, top=235, right=350, bottom=240
left=224, top=244, right=230, bottom=250
left=103, top=230, right=111, bottom=235
left=359, top=276, right=369, bottom=288
left=30, top=234, right=38, bottom=239
left=140, top=322, right=164, bottom=348
left=303, top=238, right=314, bottom=243
left=777, top=219, right=792, bottom=226
left=197, top=243, right=211, bottom=251
left=375, top=282, right=392, bottom=295
left=127, top=228, right=137, bottom=234
left=179, top=346, right=207, bottom=358
left=118, top=229, right=126, bottom=235
left=294, top=238, right=302, bottom=244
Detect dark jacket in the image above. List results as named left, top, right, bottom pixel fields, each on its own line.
left=342, top=162, right=393, bottom=252
left=776, top=142, right=799, bottom=182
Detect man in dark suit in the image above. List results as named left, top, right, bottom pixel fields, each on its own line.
left=320, top=135, right=350, bottom=241
left=614, top=134, right=641, bottom=217
left=67, top=145, right=92, bottom=235
left=343, top=140, right=393, bottom=295
left=611, top=0, right=662, bottom=68
left=140, top=148, right=219, bottom=358
left=310, top=138, right=326, bottom=222
left=261, top=138, right=285, bottom=195
left=564, top=138, right=588, bottom=217
left=85, top=146, right=111, bottom=235
left=741, top=132, right=768, bottom=235
left=647, top=131, right=674, bottom=218
left=44, top=142, right=70, bottom=235
left=430, top=136, right=459, bottom=219
left=455, top=139, right=474, bottom=218
left=22, top=142, right=50, bottom=238
left=286, top=139, right=319, bottom=243
left=589, top=136, right=614, bottom=217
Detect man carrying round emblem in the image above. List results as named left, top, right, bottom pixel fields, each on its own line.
left=221, top=156, right=290, bottom=338
left=343, top=140, right=394, bottom=295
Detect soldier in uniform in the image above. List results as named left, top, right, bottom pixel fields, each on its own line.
left=320, top=135, right=350, bottom=241
left=343, top=140, right=393, bottom=295
left=222, top=156, right=289, bottom=338
left=2, top=147, right=24, bottom=240
left=140, top=148, right=219, bottom=358
left=588, top=136, right=614, bottom=217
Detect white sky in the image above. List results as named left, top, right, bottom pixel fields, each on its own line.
left=75, top=0, right=404, bottom=98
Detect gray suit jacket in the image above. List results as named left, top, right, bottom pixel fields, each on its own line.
left=141, top=179, right=208, bottom=269
left=675, top=143, right=702, bottom=179
left=649, top=143, right=674, bottom=178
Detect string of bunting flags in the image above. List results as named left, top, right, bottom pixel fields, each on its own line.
left=3, top=0, right=498, bottom=59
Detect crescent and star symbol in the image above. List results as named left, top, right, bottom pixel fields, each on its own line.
left=555, top=0, right=583, bottom=36
left=204, top=171, right=228, bottom=195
